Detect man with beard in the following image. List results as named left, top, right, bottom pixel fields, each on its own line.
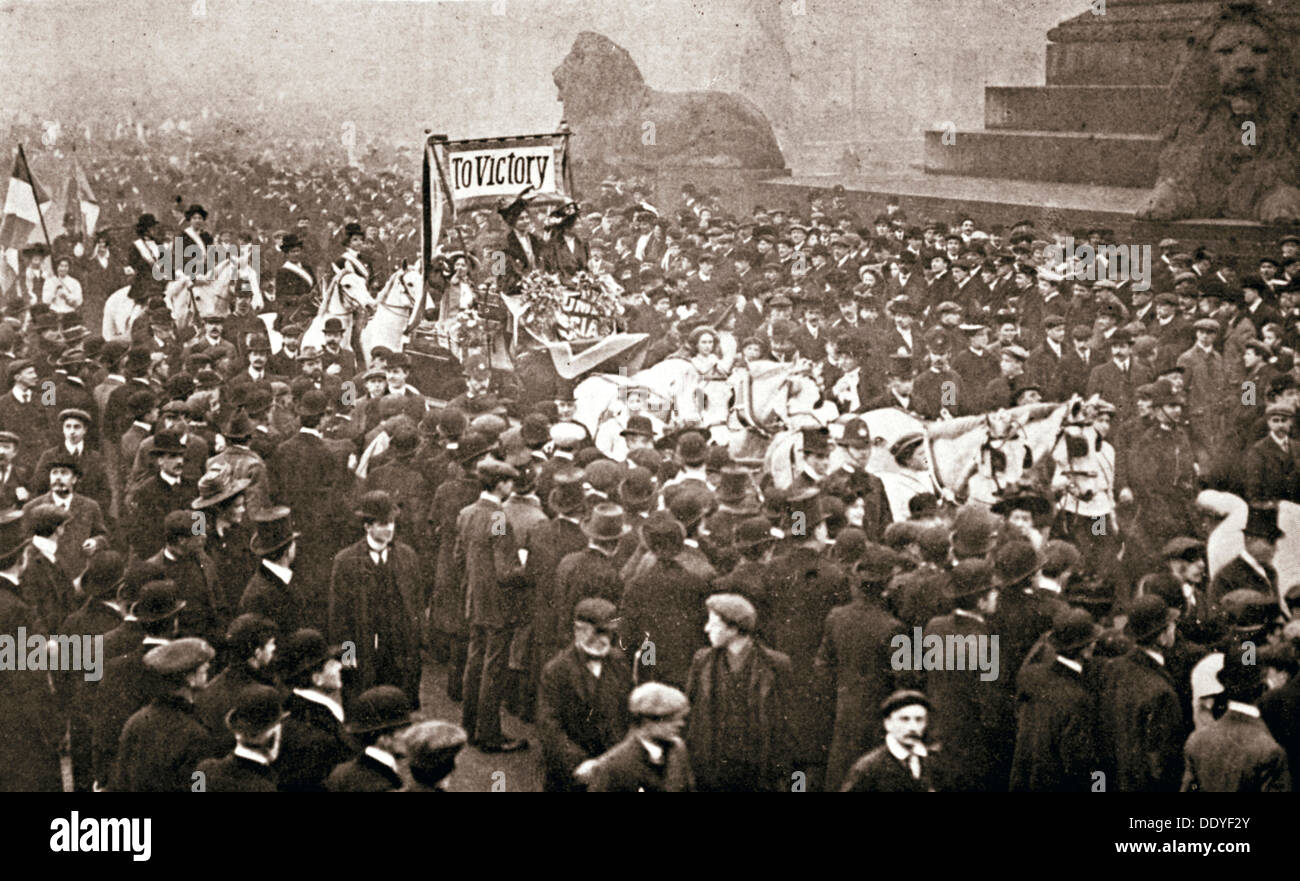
left=539, top=597, right=632, bottom=791
left=23, top=453, right=108, bottom=582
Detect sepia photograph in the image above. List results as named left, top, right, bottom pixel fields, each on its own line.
left=0, top=0, right=1296, bottom=855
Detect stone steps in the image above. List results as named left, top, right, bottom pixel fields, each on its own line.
left=923, top=128, right=1161, bottom=188
left=984, top=85, right=1168, bottom=135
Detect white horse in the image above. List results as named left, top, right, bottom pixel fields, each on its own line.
left=1200, top=491, right=1300, bottom=602
left=302, top=267, right=374, bottom=352
left=727, top=359, right=836, bottom=463
left=575, top=356, right=704, bottom=461
left=166, top=257, right=242, bottom=328
left=360, top=266, right=423, bottom=362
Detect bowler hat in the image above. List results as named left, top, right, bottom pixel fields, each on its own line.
left=549, top=465, right=588, bottom=516
left=355, top=490, right=399, bottom=523
left=621, top=414, right=655, bottom=440
left=1124, top=594, right=1177, bottom=642
left=641, top=511, right=686, bottom=558
left=131, top=579, right=187, bottom=623
left=225, top=683, right=289, bottom=736
left=715, top=466, right=755, bottom=507
left=581, top=503, right=630, bottom=541
left=276, top=628, right=346, bottom=680
left=948, top=559, right=994, bottom=600
left=79, top=550, right=125, bottom=599
left=224, top=613, right=277, bottom=660
left=344, top=685, right=412, bottom=735
left=279, top=233, right=305, bottom=253
left=249, top=506, right=300, bottom=556
left=676, top=431, right=707, bottom=467
left=733, top=516, right=780, bottom=551
left=150, top=430, right=186, bottom=456
left=43, top=450, right=82, bottom=477
left=1051, top=608, right=1101, bottom=654
left=991, top=540, right=1043, bottom=587
left=619, top=467, right=657, bottom=510
left=296, top=390, right=327, bottom=417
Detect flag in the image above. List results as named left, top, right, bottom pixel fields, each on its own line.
left=71, top=155, right=99, bottom=238
left=414, top=137, right=455, bottom=332
left=0, top=145, right=50, bottom=250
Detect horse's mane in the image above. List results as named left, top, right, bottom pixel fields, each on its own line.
left=924, top=402, right=1063, bottom=441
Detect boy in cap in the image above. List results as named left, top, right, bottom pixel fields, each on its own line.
left=584, top=682, right=694, bottom=792
left=685, top=592, right=794, bottom=792
left=400, top=720, right=469, bottom=791
left=110, top=637, right=219, bottom=792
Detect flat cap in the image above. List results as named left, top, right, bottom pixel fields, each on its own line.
left=705, top=592, right=757, bottom=632
left=574, top=596, right=617, bottom=627
left=880, top=689, right=931, bottom=718
left=628, top=682, right=689, bottom=719
left=143, top=636, right=215, bottom=675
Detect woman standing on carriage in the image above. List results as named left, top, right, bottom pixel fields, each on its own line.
left=541, top=200, right=589, bottom=278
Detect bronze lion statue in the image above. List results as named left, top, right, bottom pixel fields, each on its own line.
left=1137, top=2, right=1300, bottom=222
left=553, top=31, right=785, bottom=170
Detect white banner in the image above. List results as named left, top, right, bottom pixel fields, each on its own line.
left=445, top=144, right=558, bottom=201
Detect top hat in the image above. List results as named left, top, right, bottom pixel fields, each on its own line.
left=249, top=506, right=300, bottom=556
left=715, top=466, right=755, bottom=507
left=1243, top=506, right=1283, bottom=542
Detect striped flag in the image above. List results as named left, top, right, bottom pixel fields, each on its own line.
left=0, top=145, right=50, bottom=250
left=70, top=154, right=99, bottom=238
left=413, top=136, right=455, bottom=333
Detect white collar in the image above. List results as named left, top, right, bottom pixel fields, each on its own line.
left=11, top=386, right=30, bottom=403
left=233, top=743, right=273, bottom=766
left=159, top=470, right=181, bottom=487
left=953, top=608, right=985, bottom=624
left=478, top=491, right=502, bottom=506
left=1055, top=655, right=1083, bottom=674
left=131, top=420, right=152, bottom=432
left=293, top=687, right=344, bottom=723
left=884, top=734, right=927, bottom=761
left=637, top=735, right=665, bottom=765
left=365, top=535, right=391, bottom=555
left=299, top=427, right=323, bottom=439
left=1142, top=648, right=1165, bottom=666
left=261, top=558, right=293, bottom=584
left=31, top=534, right=58, bottom=563
left=1227, top=701, right=1261, bottom=718
left=364, top=745, right=399, bottom=773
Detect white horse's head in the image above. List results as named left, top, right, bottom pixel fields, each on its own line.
left=926, top=401, right=1070, bottom=499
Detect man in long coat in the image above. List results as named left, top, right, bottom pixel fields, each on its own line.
left=327, top=491, right=423, bottom=707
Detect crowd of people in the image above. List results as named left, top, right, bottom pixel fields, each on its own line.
left=2, top=113, right=1300, bottom=792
